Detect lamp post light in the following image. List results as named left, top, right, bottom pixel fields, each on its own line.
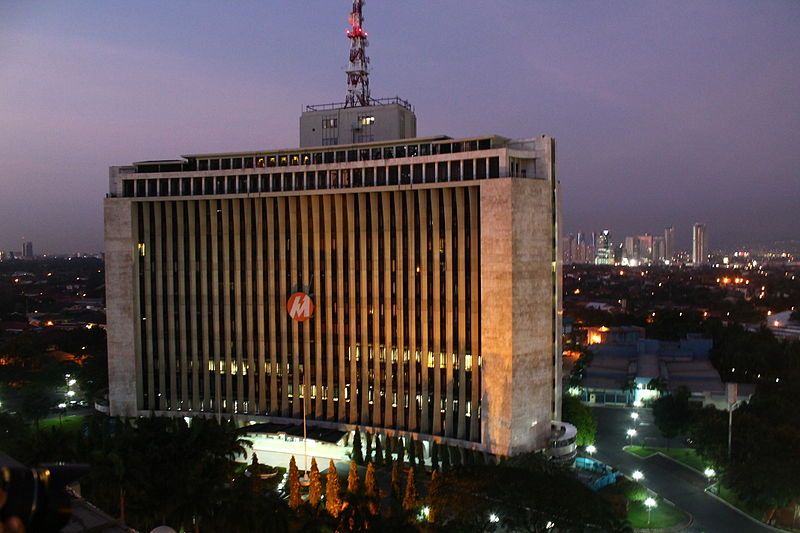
left=627, top=428, right=637, bottom=446
left=704, top=467, right=717, bottom=492
left=586, top=444, right=597, bottom=456
left=632, top=470, right=644, bottom=482
left=644, top=497, right=657, bottom=525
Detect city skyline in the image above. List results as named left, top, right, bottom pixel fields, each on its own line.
left=1, top=1, right=799, bottom=254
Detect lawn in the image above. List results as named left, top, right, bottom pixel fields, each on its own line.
left=627, top=498, right=688, bottom=529
left=625, top=445, right=707, bottom=473
left=39, top=414, right=90, bottom=433
left=716, top=484, right=768, bottom=524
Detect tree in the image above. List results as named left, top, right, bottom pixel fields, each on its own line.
left=347, top=460, right=360, bottom=493
left=428, top=462, right=616, bottom=532
left=652, top=386, right=692, bottom=447
left=430, top=441, right=440, bottom=471
left=391, top=462, right=403, bottom=500
left=407, top=436, right=417, bottom=466
left=364, top=463, right=379, bottom=516
left=416, top=440, right=425, bottom=468
left=561, top=394, right=598, bottom=446
left=441, top=443, right=450, bottom=471
left=450, top=446, right=462, bottom=467
left=374, top=433, right=383, bottom=465
left=326, top=459, right=342, bottom=518
left=308, top=457, right=322, bottom=509
left=383, top=435, right=392, bottom=466
left=352, top=426, right=364, bottom=465
left=287, top=455, right=302, bottom=511
left=402, top=467, right=417, bottom=512
left=569, top=349, right=594, bottom=387
left=364, top=431, right=373, bottom=463
left=19, top=385, right=54, bottom=428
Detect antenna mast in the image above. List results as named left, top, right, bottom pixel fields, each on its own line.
left=345, top=0, right=370, bottom=107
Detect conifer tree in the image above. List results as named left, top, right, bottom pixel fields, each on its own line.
left=308, top=457, right=322, bottom=509
left=475, top=450, right=486, bottom=466
left=430, top=441, right=440, bottom=471
left=365, top=431, right=373, bottom=463
left=428, top=469, right=442, bottom=522
left=452, top=446, right=462, bottom=467
left=402, top=467, right=417, bottom=512
left=347, top=459, right=360, bottom=493
left=408, top=436, right=416, bottom=466
left=374, top=433, right=383, bottom=465
left=391, top=461, right=403, bottom=500
left=352, top=426, right=364, bottom=464
left=441, top=444, right=450, bottom=471
left=288, top=455, right=302, bottom=510
left=464, top=448, right=474, bottom=466
left=364, top=462, right=379, bottom=516
left=384, top=435, right=393, bottom=466
left=326, top=460, right=342, bottom=517
left=364, top=462, right=377, bottom=497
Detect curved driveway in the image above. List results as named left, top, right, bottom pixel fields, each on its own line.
left=591, top=406, right=774, bottom=533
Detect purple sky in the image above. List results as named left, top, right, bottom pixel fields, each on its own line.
left=1, top=1, right=798, bottom=254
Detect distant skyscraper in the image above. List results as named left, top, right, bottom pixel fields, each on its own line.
left=639, top=234, right=654, bottom=263
left=653, top=236, right=666, bottom=263
left=664, top=226, right=675, bottom=261
left=22, top=241, right=33, bottom=259
left=692, top=223, right=707, bottom=265
left=595, top=230, right=613, bottom=265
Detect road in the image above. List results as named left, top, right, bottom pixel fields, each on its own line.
left=591, top=405, right=773, bottom=533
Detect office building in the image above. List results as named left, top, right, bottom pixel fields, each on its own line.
left=693, top=223, right=707, bottom=265
left=104, top=0, right=565, bottom=458
left=664, top=226, right=674, bottom=262
left=105, top=131, right=562, bottom=456
left=595, top=230, right=613, bottom=265
left=22, top=241, right=33, bottom=259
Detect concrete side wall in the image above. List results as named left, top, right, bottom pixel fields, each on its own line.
left=510, top=178, right=555, bottom=453
left=104, top=198, right=138, bottom=417
left=299, top=104, right=417, bottom=147
left=480, top=178, right=555, bottom=455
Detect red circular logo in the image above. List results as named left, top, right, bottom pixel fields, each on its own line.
left=287, top=292, right=315, bottom=322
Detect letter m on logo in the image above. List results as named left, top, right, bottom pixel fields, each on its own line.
left=288, top=293, right=314, bottom=322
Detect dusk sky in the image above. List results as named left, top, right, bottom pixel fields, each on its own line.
left=1, top=1, right=798, bottom=254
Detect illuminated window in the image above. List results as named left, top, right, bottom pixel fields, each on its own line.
left=359, top=115, right=375, bottom=126
left=323, top=117, right=338, bottom=129
left=137, top=243, right=146, bottom=257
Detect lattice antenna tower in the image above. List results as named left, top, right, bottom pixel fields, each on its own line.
left=345, top=0, right=370, bottom=107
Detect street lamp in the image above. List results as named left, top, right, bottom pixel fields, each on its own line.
left=632, top=470, right=644, bottom=482
left=630, top=412, right=639, bottom=423
left=644, top=497, right=657, bottom=525
left=488, top=513, right=499, bottom=524
left=586, top=444, right=597, bottom=456
left=627, top=428, right=637, bottom=446
left=704, top=467, right=716, bottom=479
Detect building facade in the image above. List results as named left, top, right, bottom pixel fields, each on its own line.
left=692, top=223, right=707, bottom=265
left=105, top=133, right=561, bottom=456
left=664, top=226, right=675, bottom=262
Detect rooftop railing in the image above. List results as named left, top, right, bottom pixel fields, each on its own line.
left=304, top=96, right=414, bottom=112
